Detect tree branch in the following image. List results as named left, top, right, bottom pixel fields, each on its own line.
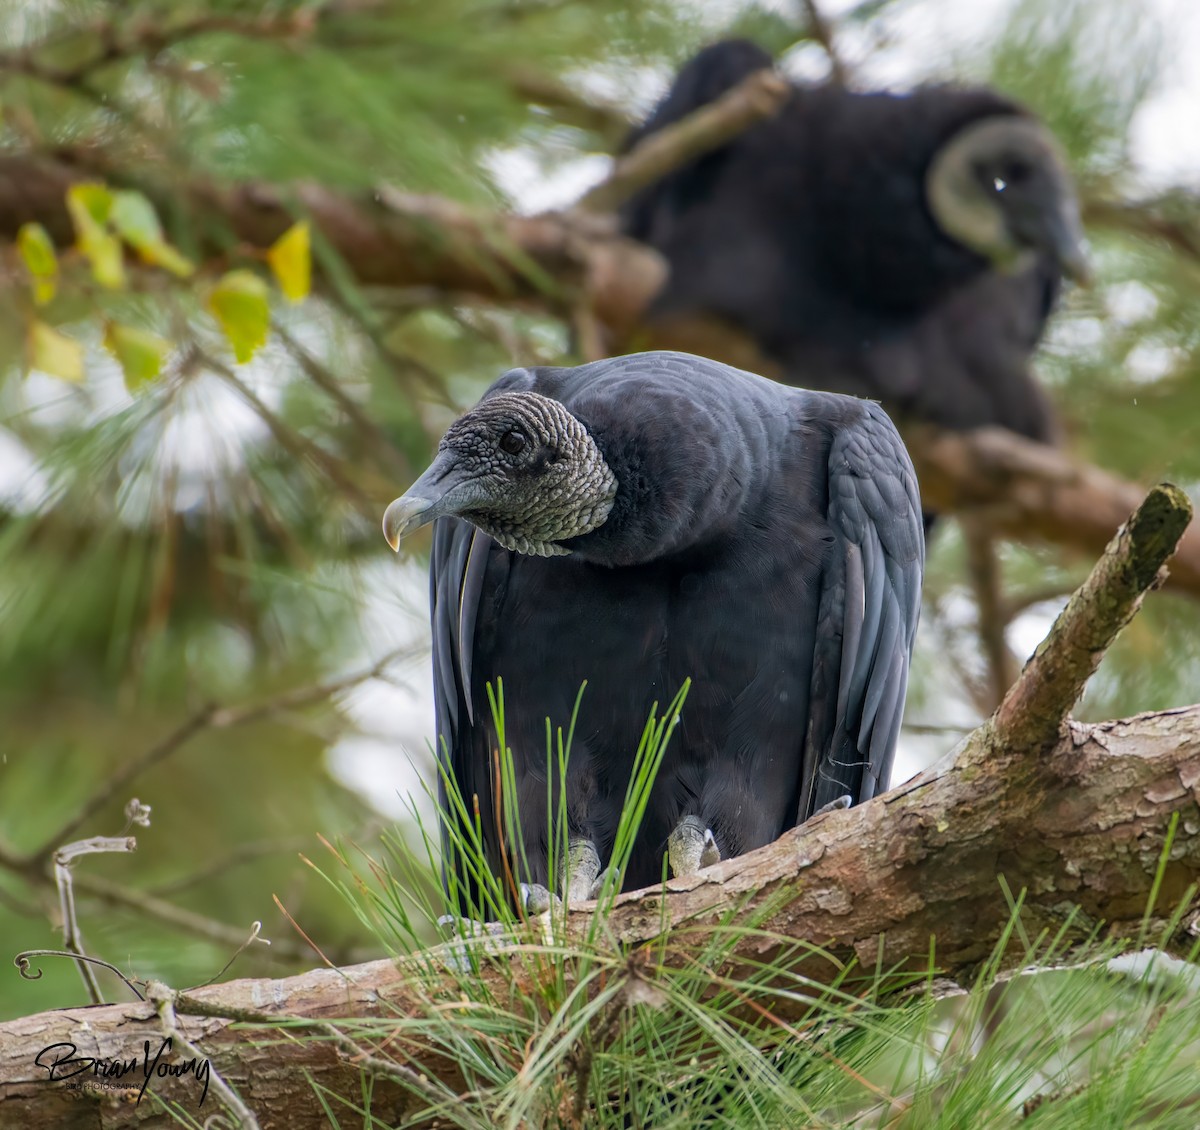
left=908, top=426, right=1200, bottom=598
left=798, top=0, right=850, bottom=85
left=990, top=482, right=1193, bottom=751
left=574, top=68, right=790, bottom=213
left=962, top=517, right=1019, bottom=709
left=2, top=488, right=1197, bottom=1128
left=0, top=154, right=1198, bottom=597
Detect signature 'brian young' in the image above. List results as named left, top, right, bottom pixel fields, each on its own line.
left=35, top=1037, right=211, bottom=1107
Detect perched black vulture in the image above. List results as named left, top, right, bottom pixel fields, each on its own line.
left=383, top=351, right=923, bottom=904
left=621, top=41, right=1090, bottom=444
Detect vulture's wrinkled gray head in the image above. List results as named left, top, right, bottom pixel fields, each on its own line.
left=926, top=115, right=1091, bottom=284
left=382, top=391, right=617, bottom=557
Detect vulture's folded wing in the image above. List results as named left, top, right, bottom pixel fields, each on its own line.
left=801, top=402, right=924, bottom=818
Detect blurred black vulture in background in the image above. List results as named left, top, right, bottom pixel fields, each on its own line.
left=384, top=351, right=923, bottom=906
left=621, top=40, right=1090, bottom=449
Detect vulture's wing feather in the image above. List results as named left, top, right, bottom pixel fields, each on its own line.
left=803, top=402, right=924, bottom=817
left=430, top=516, right=506, bottom=899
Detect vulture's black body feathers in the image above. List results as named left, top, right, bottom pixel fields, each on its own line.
left=622, top=41, right=1086, bottom=444
left=396, top=352, right=923, bottom=898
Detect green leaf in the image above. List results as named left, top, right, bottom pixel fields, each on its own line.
left=103, top=322, right=171, bottom=392
left=110, top=189, right=195, bottom=278
left=266, top=220, right=311, bottom=303
left=208, top=270, right=271, bottom=363
left=17, top=222, right=58, bottom=306
left=28, top=320, right=84, bottom=382
left=65, top=182, right=125, bottom=290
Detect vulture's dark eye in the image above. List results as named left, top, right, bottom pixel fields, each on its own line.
left=499, top=429, right=527, bottom=456
left=1001, top=160, right=1032, bottom=186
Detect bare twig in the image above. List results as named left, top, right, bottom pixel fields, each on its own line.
left=962, top=517, right=1019, bottom=708
left=194, top=921, right=272, bottom=990
left=1084, top=192, right=1200, bottom=266
left=53, top=836, right=138, bottom=1002
left=272, top=320, right=413, bottom=478
left=201, top=350, right=377, bottom=509
left=575, top=68, right=791, bottom=213
left=799, top=0, right=850, bottom=84
left=14, top=950, right=145, bottom=1000
left=149, top=980, right=262, bottom=1130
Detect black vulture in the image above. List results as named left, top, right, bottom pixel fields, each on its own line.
left=621, top=40, right=1090, bottom=445
left=383, top=351, right=923, bottom=905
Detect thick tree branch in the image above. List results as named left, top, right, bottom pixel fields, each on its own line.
left=2, top=704, right=1197, bottom=1128
left=908, top=426, right=1200, bottom=597
left=2, top=488, right=1197, bottom=1128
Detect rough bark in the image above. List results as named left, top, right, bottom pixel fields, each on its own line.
left=1, top=487, right=1197, bottom=1129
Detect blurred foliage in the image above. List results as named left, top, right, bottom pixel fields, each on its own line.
left=0, top=0, right=1197, bottom=1069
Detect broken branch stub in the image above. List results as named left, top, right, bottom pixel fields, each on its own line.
left=991, top=483, right=1193, bottom=753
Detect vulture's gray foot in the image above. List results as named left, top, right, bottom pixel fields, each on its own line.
left=811, top=794, right=853, bottom=819
left=559, top=836, right=603, bottom=903
left=668, top=815, right=721, bottom=878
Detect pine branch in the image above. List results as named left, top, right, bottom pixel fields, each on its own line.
left=14, top=647, right=412, bottom=869
left=0, top=3, right=383, bottom=91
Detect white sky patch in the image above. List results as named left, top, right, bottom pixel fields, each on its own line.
left=0, top=429, right=50, bottom=510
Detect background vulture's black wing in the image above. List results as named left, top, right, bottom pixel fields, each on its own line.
left=620, top=39, right=774, bottom=244
left=801, top=402, right=925, bottom=817
left=429, top=516, right=507, bottom=905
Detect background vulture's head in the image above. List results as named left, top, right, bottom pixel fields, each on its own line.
left=926, top=114, right=1091, bottom=284
left=382, top=391, right=617, bottom=557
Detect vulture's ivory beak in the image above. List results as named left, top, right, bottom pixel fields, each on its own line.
left=382, top=494, right=437, bottom=551
left=382, top=452, right=472, bottom=551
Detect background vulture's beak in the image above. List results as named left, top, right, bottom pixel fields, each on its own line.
left=382, top=452, right=470, bottom=551
left=1046, top=204, right=1093, bottom=287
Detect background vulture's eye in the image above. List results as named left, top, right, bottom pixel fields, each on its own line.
left=499, top=429, right=527, bottom=456
left=1003, top=160, right=1032, bottom=183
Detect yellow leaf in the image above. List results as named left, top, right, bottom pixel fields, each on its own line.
left=110, top=189, right=194, bottom=278
left=66, top=182, right=113, bottom=228
left=65, top=182, right=125, bottom=290
left=17, top=222, right=58, bottom=306
left=266, top=221, right=311, bottom=303
left=207, top=270, right=270, bottom=363
left=142, top=241, right=195, bottom=278
left=28, top=320, right=84, bottom=382
left=104, top=322, right=171, bottom=392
